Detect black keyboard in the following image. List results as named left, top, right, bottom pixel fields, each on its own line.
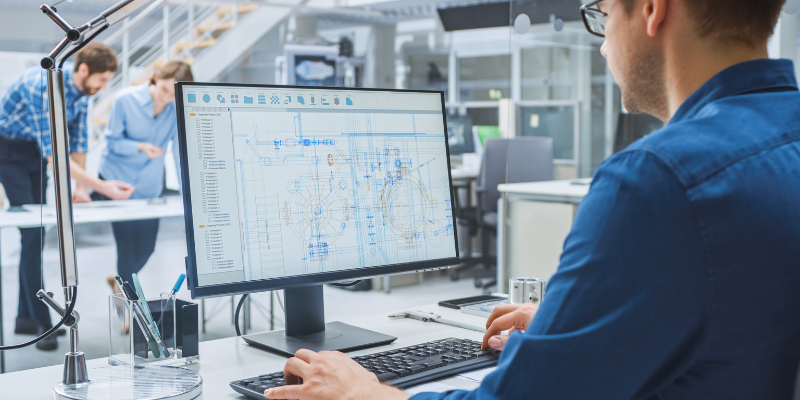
left=230, top=338, right=500, bottom=399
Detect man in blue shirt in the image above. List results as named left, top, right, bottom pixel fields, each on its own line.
left=262, top=0, right=800, bottom=399
left=0, top=43, right=134, bottom=351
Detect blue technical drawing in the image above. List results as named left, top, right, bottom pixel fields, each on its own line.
left=229, top=109, right=455, bottom=279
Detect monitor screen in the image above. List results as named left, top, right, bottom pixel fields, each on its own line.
left=176, top=84, right=459, bottom=297
left=445, top=114, right=474, bottom=155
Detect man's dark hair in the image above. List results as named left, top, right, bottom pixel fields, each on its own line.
left=74, top=42, right=118, bottom=75
left=620, top=0, right=786, bottom=45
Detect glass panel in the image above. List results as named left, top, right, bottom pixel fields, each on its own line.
left=408, top=54, right=449, bottom=100
left=510, top=0, right=622, bottom=177
left=458, top=55, right=511, bottom=101
left=518, top=105, right=574, bottom=160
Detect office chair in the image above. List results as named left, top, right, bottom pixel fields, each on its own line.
left=450, top=137, right=555, bottom=281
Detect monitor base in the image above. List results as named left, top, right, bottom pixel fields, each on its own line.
left=242, top=321, right=396, bottom=357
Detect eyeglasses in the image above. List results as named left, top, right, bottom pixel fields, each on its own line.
left=581, top=0, right=608, bottom=38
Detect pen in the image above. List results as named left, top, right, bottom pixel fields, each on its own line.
left=130, top=274, right=170, bottom=358
left=118, top=277, right=163, bottom=358
left=169, top=273, right=186, bottom=298
left=115, top=276, right=154, bottom=343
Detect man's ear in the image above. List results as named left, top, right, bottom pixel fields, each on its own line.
left=644, top=0, right=669, bottom=37
left=75, top=63, right=89, bottom=77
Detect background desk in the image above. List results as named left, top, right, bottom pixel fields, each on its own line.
left=0, top=196, right=185, bottom=373
left=0, top=303, right=485, bottom=399
left=496, top=180, right=590, bottom=293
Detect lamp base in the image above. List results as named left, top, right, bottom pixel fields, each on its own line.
left=63, top=351, right=89, bottom=385
left=54, top=364, right=202, bottom=400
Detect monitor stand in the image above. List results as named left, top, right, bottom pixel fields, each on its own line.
left=241, top=285, right=397, bottom=357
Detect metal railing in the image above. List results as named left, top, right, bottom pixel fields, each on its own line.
left=89, top=0, right=240, bottom=142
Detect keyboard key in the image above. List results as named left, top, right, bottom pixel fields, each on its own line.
left=375, top=372, right=400, bottom=382
left=423, top=361, right=446, bottom=369
left=408, top=365, right=427, bottom=373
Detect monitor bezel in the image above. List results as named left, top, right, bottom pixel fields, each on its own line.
left=175, top=82, right=460, bottom=299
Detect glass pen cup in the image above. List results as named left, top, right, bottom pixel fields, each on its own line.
left=108, top=293, right=195, bottom=366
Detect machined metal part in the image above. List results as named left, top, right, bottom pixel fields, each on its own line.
left=509, top=277, right=547, bottom=305
left=388, top=311, right=486, bottom=333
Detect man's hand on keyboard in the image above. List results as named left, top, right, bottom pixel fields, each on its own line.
left=262, top=349, right=411, bottom=400
left=482, top=303, right=539, bottom=351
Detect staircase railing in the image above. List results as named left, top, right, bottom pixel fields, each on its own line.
left=89, top=0, right=238, bottom=142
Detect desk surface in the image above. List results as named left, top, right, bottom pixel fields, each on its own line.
left=0, top=303, right=484, bottom=399
left=0, top=196, right=185, bottom=229
left=498, top=179, right=591, bottom=203
left=450, top=167, right=480, bottom=180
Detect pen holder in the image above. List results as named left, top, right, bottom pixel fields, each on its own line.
left=108, top=293, right=200, bottom=366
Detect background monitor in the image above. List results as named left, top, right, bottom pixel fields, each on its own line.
left=175, top=83, right=459, bottom=356
left=614, top=112, right=664, bottom=153
left=446, top=114, right=475, bottom=155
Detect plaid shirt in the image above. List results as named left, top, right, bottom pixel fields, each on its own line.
left=0, top=61, right=88, bottom=157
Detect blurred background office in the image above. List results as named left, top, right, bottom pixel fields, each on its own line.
left=1, top=0, right=799, bottom=373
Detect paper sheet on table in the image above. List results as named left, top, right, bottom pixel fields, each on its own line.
left=405, top=382, right=459, bottom=395
left=457, top=367, right=497, bottom=383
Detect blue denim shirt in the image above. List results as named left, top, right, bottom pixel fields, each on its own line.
left=0, top=62, right=88, bottom=157
left=99, top=83, right=181, bottom=199
left=413, top=59, right=800, bottom=399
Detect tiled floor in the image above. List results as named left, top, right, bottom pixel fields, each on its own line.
left=0, top=215, right=486, bottom=373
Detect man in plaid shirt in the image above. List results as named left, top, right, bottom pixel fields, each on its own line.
left=0, top=43, right=134, bottom=351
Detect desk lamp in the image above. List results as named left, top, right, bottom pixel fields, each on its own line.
left=36, top=1, right=202, bottom=399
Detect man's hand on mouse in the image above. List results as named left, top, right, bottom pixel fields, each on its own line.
left=263, top=349, right=410, bottom=400
left=482, top=303, right=539, bottom=351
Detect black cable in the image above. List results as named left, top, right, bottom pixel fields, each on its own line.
left=58, top=25, right=108, bottom=69
left=0, top=289, right=77, bottom=351
left=234, top=293, right=248, bottom=336
left=329, top=280, right=363, bottom=288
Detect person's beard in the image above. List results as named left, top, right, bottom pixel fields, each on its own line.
left=618, top=43, right=669, bottom=122
left=76, top=75, right=100, bottom=95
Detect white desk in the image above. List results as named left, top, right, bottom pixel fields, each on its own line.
left=0, top=303, right=485, bottom=399
left=497, top=180, right=590, bottom=292
left=450, top=166, right=480, bottom=181
left=0, top=196, right=185, bottom=373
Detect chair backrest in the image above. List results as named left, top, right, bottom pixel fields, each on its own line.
left=477, top=137, right=555, bottom=213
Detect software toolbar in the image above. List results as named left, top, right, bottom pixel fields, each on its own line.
left=184, top=88, right=442, bottom=112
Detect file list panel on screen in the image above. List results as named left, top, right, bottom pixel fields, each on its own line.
left=182, top=89, right=456, bottom=288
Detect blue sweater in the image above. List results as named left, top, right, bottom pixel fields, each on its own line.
left=413, top=59, right=800, bottom=399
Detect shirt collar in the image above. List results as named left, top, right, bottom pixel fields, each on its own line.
left=670, top=58, right=798, bottom=124
left=133, top=83, right=154, bottom=107
left=63, top=62, right=86, bottom=100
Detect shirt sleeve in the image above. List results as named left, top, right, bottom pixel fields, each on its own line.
left=103, top=98, right=140, bottom=156
left=411, top=150, right=710, bottom=400
left=21, top=73, right=52, bottom=157
left=68, top=97, right=89, bottom=154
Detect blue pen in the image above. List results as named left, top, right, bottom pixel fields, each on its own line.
left=169, top=274, right=186, bottom=298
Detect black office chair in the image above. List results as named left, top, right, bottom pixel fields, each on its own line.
left=450, top=137, right=555, bottom=281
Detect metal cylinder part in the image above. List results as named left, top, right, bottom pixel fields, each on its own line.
left=509, top=278, right=547, bottom=304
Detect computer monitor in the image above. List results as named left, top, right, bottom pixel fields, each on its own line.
left=175, top=83, right=459, bottom=356
left=445, top=114, right=474, bottom=155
